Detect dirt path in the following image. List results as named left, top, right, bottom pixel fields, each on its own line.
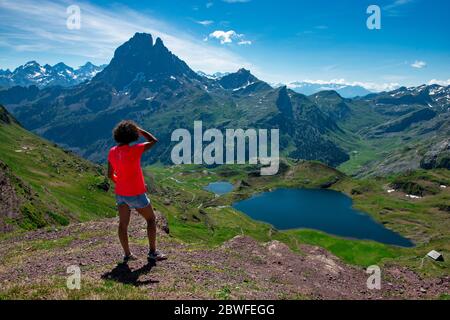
left=0, top=213, right=448, bottom=299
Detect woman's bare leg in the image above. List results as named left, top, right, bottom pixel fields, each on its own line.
left=135, top=204, right=156, bottom=252
left=118, top=204, right=131, bottom=256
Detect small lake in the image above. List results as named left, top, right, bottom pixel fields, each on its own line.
left=233, top=188, right=414, bottom=247
left=204, top=181, right=234, bottom=195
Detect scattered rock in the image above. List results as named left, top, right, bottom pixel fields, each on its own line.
left=237, top=180, right=251, bottom=189
left=420, top=139, right=450, bottom=170
left=319, top=176, right=340, bottom=189
left=437, top=204, right=450, bottom=212
left=0, top=215, right=448, bottom=300
left=406, top=194, right=422, bottom=199
left=95, top=179, right=110, bottom=192
left=155, top=211, right=169, bottom=234
left=265, top=240, right=290, bottom=258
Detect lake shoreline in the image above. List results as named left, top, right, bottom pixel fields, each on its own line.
left=231, top=187, right=414, bottom=247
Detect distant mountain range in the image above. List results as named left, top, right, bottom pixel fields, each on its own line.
left=196, top=71, right=230, bottom=80
left=273, top=81, right=375, bottom=98
left=197, top=74, right=376, bottom=98
left=0, top=32, right=448, bottom=176
left=0, top=61, right=105, bottom=88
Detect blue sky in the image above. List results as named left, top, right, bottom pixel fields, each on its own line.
left=0, top=0, right=449, bottom=90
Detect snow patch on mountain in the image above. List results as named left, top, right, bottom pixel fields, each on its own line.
left=0, top=61, right=106, bottom=88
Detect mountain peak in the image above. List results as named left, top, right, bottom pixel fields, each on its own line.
left=276, top=85, right=293, bottom=118
left=237, top=68, right=250, bottom=74
left=17, top=61, right=41, bottom=72
left=80, top=62, right=94, bottom=68
left=197, top=71, right=230, bottom=80
left=114, top=32, right=154, bottom=59
left=53, top=62, right=73, bottom=71
left=77, top=62, right=100, bottom=71
left=218, top=68, right=259, bottom=90
left=154, top=37, right=164, bottom=47
left=92, top=32, right=197, bottom=90
left=24, top=61, right=39, bottom=67
left=0, top=69, right=12, bottom=75
left=312, top=90, right=344, bottom=101
left=130, top=32, right=154, bottom=45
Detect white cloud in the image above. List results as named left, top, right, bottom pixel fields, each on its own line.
left=428, top=79, right=450, bottom=86
left=238, top=40, right=252, bottom=45
left=384, top=0, right=414, bottom=16
left=384, top=0, right=414, bottom=10
left=0, top=0, right=253, bottom=74
left=222, top=0, right=251, bottom=3
left=209, top=30, right=251, bottom=45
left=288, top=79, right=400, bottom=92
left=411, top=60, right=427, bottom=69
left=195, top=20, right=214, bottom=26
left=209, top=30, right=238, bottom=44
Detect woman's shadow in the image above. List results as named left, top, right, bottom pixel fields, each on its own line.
left=101, top=261, right=159, bottom=287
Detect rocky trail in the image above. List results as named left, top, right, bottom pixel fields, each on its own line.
left=0, top=212, right=448, bottom=299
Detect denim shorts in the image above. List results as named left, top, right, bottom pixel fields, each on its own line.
left=116, top=193, right=151, bottom=209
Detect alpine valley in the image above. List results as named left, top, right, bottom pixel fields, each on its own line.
left=0, top=33, right=449, bottom=300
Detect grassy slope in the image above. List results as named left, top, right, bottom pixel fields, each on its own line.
left=0, top=119, right=116, bottom=229
left=334, top=170, right=450, bottom=276
left=333, top=102, right=449, bottom=177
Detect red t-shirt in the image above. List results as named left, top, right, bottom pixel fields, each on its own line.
left=108, top=143, right=147, bottom=196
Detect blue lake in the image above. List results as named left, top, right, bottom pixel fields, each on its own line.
left=204, top=181, right=234, bottom=195
left=233, top=188, right=414, bottom=247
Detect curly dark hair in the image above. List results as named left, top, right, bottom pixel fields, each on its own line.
left=113, top=120, right=139, bottom=144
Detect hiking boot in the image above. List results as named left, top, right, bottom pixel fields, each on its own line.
left=123, top=253, right=138, bottom=263
left=148, top=250, right=167, bottom=262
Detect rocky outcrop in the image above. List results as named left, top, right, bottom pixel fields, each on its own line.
left=155, top=210, right=169, bottom=234
left=0, top=105, right=18, bottom=125
left=276, top=86, right=293, bottom=118
left=420, top=139, right=450, bottom=170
